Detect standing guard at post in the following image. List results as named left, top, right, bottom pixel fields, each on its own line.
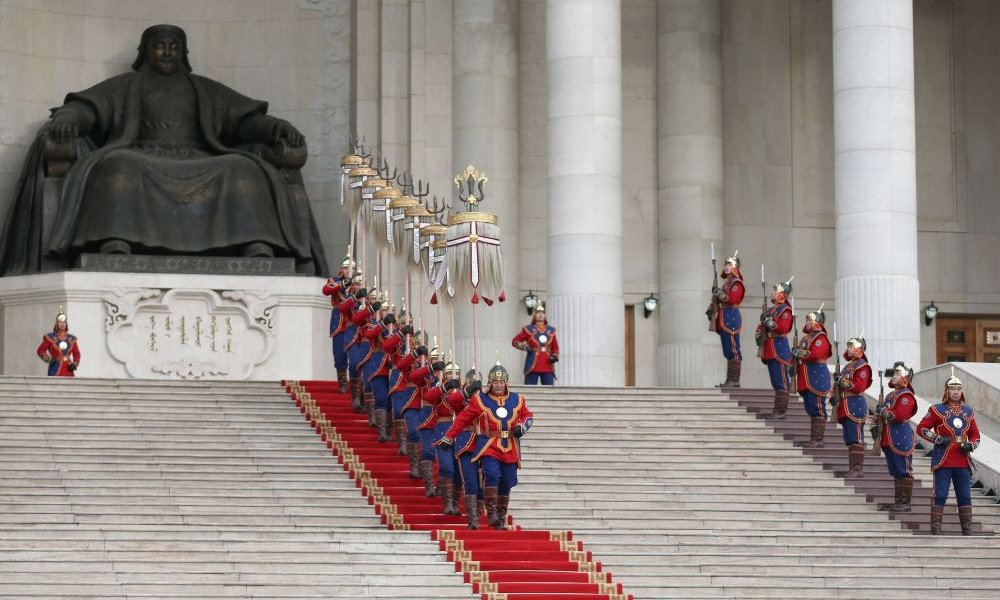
left=322, top=252, right=355, bottom=392
left=875, top=361, right=918, bottom=513
left=438, top=359, right=533, bottom=530
left=834, top=336, right=873, bottom=478
left=512, top=304, right=559, bottom=385
left=337, top=271, right=365, bottom=412
left=37, top=308, right=80, bottom=377
left=710, top=251, right=745, bottom=388
left=757, top=278, right=794, bottom=419
left=791, top=306, right=832, bottom=446
left=363, top=295, right=394, bottom=442
left=916, top=373, right=981, bottom=535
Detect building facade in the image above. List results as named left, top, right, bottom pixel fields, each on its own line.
left=1, top=0, right=998, bottom=386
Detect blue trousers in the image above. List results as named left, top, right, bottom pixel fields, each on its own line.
left=882, top=448, right=912, bottom=479
left=432, top=422, right=457, bottom=479
left=418, top=425, right=436, bottom=462
left=524, top=372, right=555, bottom=385
left=369, top=376, right=389, bottom=410
left=801, top=390, right=827, bottom=419
left=346, top=342, right=369, bottom=381
left=402, top=406, right=425, bottom=443
left=390, top=391, right=407, bottom=420
left=719, top=331, right=741, bottom=361
left=840, top=419, right=866, bottom=448
left=933, top=467, right=972, bottom=507
left=766, top=359, right=790, bottom=391
left=330, top=320, right=348, bottom=370
left=456, top=432, right=482, bottom=496
left=480, top=457, right=518, bottom=496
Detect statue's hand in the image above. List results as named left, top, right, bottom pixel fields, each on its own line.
left=49, top=114, right=79, bottom=143
left=274, top=120, right=305, bottom=147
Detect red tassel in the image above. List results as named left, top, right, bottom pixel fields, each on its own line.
left=483, top=296, right=494, bottom=307
left=498, top=290, right=506, bottom=302
left=430, top=292, right=438, bottom=305
left=471, top=290, right=480, bottom=304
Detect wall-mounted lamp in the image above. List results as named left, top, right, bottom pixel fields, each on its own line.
left=643, top=293, right=658, bottom=319
left=522, top=290, right=539, bottom=316
left=924, top=300, right=938, bottom=327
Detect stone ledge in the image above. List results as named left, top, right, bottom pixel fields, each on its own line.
left=75, top=254, right=298, bottom=276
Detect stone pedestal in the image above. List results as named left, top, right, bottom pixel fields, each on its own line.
left=0, top=272, right=330, bottom=381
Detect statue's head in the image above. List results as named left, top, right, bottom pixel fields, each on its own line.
left=131, top=24, right=192, bottom=75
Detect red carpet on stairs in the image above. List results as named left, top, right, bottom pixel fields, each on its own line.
left=284, top=380, right=633, bottom=600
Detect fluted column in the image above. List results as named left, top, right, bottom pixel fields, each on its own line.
left=451, top=0, right=520, bottom=374
left=546, top=0, right=624, bottom=386
left=833, top=0, right=920, bottom=370
left=655, top=0, right=723, bottom=387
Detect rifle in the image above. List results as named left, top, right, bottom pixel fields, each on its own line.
left=707, top=242, right=720, bottom=332
left=755, top=265, right=767, bottom=358
left=871, top=370, right=886, bottom=457
left=830, top=322, right=841, bottom=422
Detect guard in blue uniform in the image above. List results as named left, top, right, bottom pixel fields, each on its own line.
left=757, top=278, right=794, bottom=419
left=711, top=251, right=745, bottom=388
left=322, top=253, right=354, bottom=392
left=834, top=336, right=873, bottom=478
left=875, top=361, right=918, bottom=513
left=792, top=306, right=832, bottom=447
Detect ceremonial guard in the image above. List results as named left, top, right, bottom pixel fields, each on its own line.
left=336, top=271, right=365, bottom=412
left=511, top=304, right=559, bottom=385
left=875, top=362, right=918, bottom=513
left=453, top=369, right=486, bottom=528
left=386, top=323, right=422, bottom=477
left=322, top=253, right=354, bottom=392
left=709, top=251, right=745, bottom=387
left=791, top=306, right=832, bottom=447
left=36, top=308, right=80, bottom=377
left=439, top=359, right=533, bottom=530
left=916, top=373, right=981, bottom=535
left=349, top=287, right=378, bottom=425
left=833, top=336, right=873, bottom=478
left=757, top=278, right=794, bottom=419
left=362, top=295, right=394, bottom=442
left=422, top=358, right=464, bottom=516
left=383, top=308, right=414, bottom=455
left=409, top=342, right=446, bottom=497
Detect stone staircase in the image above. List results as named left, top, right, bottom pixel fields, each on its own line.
left=0, top=377, right=472, bottom=599
left=5, top=378, right=1000, bottom=599
left=510, top=386, right=1000, bottom=599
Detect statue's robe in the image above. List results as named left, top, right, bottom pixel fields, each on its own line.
left=0, top=68, right=329, bottom=275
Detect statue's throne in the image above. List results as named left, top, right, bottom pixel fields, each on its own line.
left=39, top=137, right=310, bottom=265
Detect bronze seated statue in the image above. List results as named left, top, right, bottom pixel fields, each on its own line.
left=0, top=24, right=329, bottom=276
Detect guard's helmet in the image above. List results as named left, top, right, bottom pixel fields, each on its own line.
left=891, top=361, right=914, bottom=387
left=846, top=336, right=866, bottom=352
left=943, top=369, right=965, bottom=403
left=725, top=250, right=741, bottom=269
left=488, top=359, right=509, bottom=383
left=806, top=304, right=825, bottom=325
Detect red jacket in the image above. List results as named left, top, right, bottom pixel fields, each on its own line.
left=446, top=391, right=533, bottom=466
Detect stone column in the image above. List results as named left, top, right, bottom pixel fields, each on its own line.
left=451, top=0, right=521, bottom=374
left=655, top=0, right=723, bottom=387
left=546, top=0, right=624, bottom=386
left=833, top=0, right=920, bottom=370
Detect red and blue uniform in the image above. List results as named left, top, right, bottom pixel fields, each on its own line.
left=796, top=329, right=832, bottom=419
left=362, top=320, right=391, bottom=412
left=337, top=296, right=362, bottom=381
left=36, top=332, right=80, bottom=377
left=322, top=275, right=351, bottom=370
left=512, top=323, right=559, bottom=385
left=446, top=391, right=533, bottom=496
left=917, top=402, right=980, bottom=508
left=409, top=363, right=441, bottom=463
left=757, top=302, right=793, bottom=391
left=424, top=380, right=461, bottom=482
left=386, top=340, right=420, bottom=443
left=714, top=274, right=744, bottom=361
left=835, top=355, right=873, bottom=447
left=879, top=386, right=918, bottom=480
